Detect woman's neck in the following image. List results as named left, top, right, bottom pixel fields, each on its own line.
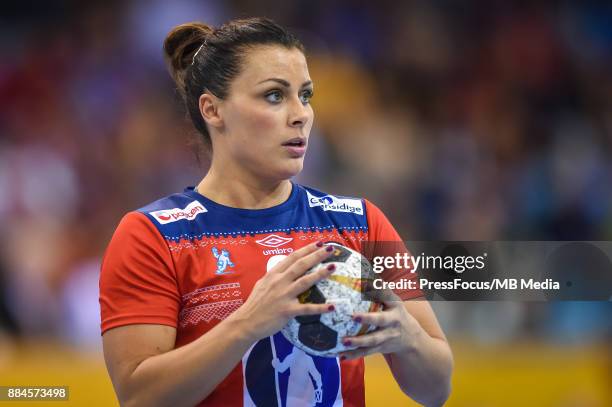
left=195, top=166, right=292, bottom=210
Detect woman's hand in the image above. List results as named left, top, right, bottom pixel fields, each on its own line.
left=228, top=241, right=337, bottom=342
left=339, top=294, right=423, bottom=360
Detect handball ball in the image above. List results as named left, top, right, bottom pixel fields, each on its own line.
left=281, top=242, right=382, bottom=357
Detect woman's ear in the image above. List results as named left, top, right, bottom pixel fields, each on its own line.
left=199, top=93, right=224, bottom=129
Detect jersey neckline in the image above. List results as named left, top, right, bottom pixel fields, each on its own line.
left=183, top=182, right=300, bottom=218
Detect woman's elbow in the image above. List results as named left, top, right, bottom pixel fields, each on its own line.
left=431, top=346, right=454, bottom=405
left=428, top=384, right=452, bottom=407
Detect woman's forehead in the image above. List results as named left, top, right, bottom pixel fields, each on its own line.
left=238, top=45, right=310, bottom=85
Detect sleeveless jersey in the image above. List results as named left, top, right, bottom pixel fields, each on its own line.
left=99, top=183, right=422, bottom=406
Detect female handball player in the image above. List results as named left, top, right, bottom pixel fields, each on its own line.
left=99, top=17, right=453, bottom=407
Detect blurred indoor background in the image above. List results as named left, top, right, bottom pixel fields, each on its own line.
left=0, top=0, right=610, bottom=406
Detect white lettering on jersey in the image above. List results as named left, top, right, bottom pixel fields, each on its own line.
left=150, top=200, right=207, bottom=224
left=306, top=191, right=364, bottom=215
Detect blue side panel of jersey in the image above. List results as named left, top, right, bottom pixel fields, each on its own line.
left=136, top=184, right=369, bottom=241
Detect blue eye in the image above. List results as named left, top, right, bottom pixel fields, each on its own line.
left=265, top=91, right=283, bottom=103
left=264, top=89, right=313, bottom=104
left=300, top=89, right=314, bottom=104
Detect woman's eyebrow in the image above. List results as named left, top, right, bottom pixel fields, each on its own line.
left=257, top=78, right=313, bottom=88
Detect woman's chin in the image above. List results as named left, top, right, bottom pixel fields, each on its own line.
left=275, top=160, right=304, bottom=180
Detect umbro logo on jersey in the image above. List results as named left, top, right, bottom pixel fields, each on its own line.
left=256, top=234, right=294, bottom=256
left=150, top=200, right=207, bottom=224
left=306, top=191, right=364, bottom=215
left=256, top=234, right=293, bottom=248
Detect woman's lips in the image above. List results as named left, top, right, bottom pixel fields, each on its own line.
left=282, top=137, right=307, bottom=157
left=284, top=144, right=307, bottom=157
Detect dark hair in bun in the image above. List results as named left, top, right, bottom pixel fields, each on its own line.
left=163, top=17, right=305, bottom=151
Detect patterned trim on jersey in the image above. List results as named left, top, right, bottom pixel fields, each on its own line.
left=179, top=299, right=244, bottom=328
left=182, top=282, right=243, bottom=305
left=163, top=225, right=368, bottom=242
left=179, top=283, right=244, bottom=327
left=168, top=238, right=249, bottom=253
left=168, top=230, right=368, bottom=254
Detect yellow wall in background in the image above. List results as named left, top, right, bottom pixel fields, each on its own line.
left=365, top=341, right=611, bottom=407
left=0, top=341, right=116, bottom=407
left=0, top=340, right=609, bottom=406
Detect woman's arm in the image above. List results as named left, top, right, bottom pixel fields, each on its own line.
left=103, top=242, right=337, bottom=407
left=340, top=299, right=453, bottom=407
left=103, top=318, right=254, bottom=407
left=384, top=301, right=453, bottom=406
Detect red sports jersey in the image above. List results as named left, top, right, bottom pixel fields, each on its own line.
left=100, top=183, right=422, bottom=406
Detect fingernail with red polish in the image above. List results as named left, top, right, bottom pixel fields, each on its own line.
left=316, top=241, right=324, bottom=247
left=326, top=245, right=334, bottom=252
left=343, top=340, right=352, bottom=346
left=354, top=316, right=362, bottom=323
left=340, top=356, right=346, bottom=361
left=328, top=305, right=335, bottom=311
left=327, top=264, right=335, bottom=271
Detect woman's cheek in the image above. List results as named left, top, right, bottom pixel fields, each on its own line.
left=248, top=110, right=278, bottom=131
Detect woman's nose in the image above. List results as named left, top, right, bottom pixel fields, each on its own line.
left=288, top=98, right=310, bottom=127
